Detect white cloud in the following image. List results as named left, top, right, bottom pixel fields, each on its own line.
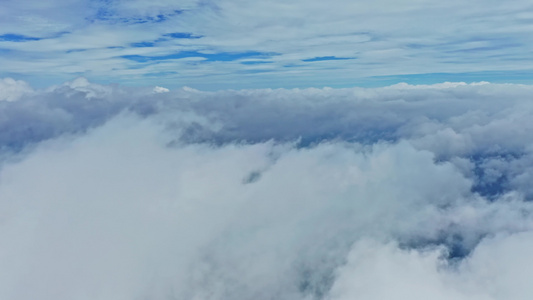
left=0, top=115, right=512, bottom=299
left=52, top=77, right=116, bottom=99
left=0, top=78, right=33, bottom=101
left=153, top=86, right=169, bottom=93
left=329, top=232, right=533, bottom=300
left=1, top=80, right=533, bottom=298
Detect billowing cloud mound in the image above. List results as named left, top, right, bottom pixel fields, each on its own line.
left=0, top=78, right=33, bottom=102
left=2, top=79, right=533, bottom=299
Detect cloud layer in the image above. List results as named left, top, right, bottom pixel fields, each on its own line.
left=2, top=79, right=533, bottom=299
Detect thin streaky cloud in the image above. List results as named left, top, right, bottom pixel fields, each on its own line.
left=0, top=0, right=532, bottom=88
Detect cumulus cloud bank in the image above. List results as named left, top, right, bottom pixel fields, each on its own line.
left=1, top=79, right=533, bottom=299
left=0, top=78, right=33, bottom=102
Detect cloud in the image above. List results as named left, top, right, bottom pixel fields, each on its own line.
left=153, top=86, right=169, bottom=93
left=2, top=79, right=533, bottom=299
left=0, top=115, right=515, bottom=300
left=329, top=231, right=533, bottom=300
left=0, top=77, right=33, bottom=101
left=2, top=78, right=533, bottom=194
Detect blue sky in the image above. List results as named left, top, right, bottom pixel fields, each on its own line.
left=1, top=0, right=533, bottom=89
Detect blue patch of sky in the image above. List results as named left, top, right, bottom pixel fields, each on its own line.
left=240, top=60, right=273, bottom=65
left=0, top=34, right=41, bottom=42
left=87, top=0, right=183, bottom=24
left=94, top=14, right=168, bottom=24
left=91, top=0, right=113, bottom=21
left=164, top=32, right=202, bottom=39
left=89, top=0, right=182, bottom=24
left=131, top=42, right=155, bottom=48
left=143, top=71, right=179, bottom=77
left=66, top=49, right=87, bottom=53
left=130, top=32, right=202, bottom=48
left=302, top=56, right=355, bottom=62
left=283, top=63, right=302, bottom=68
left=122, top=51, right=277, bottom=63
left=119, top=14, right=169, bottom=24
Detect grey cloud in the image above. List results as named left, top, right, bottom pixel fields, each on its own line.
left=328, top=232, right=533, bottom=300
left=2, top=79, right=533, bottom=299
left=3, top=79, right=533, bottom=196
left=3, top=116, right=530, bottom=300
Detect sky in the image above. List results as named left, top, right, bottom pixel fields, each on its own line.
left=2, top=1, right=533, bottom=300
left=1, top=0, right=533, bottom=89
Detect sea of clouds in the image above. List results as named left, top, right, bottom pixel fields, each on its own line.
left=2, top=77, right=533, bottom=299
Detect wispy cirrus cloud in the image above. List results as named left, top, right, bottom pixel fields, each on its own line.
left=1, top=0, right=533, bottom=88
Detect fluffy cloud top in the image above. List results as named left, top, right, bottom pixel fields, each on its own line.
left=0, top=78, right=33, bottom=101
left=2, top=79, right=533, bottom=299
